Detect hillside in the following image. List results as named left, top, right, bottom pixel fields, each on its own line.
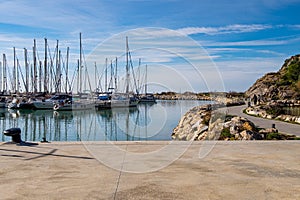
left=245, top=54, right=300, bottom=101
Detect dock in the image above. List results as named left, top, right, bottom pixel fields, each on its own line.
left=0, top=141, right=299, bottom=199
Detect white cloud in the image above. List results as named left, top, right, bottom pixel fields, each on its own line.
left=177, top=24, right=272, bottom=36
left=202, top=36, right=300, bottom=47
left=214, top=56, right=286, bottom=91
left=0, top=0, right=113, bottom=34
left=215, top=57, right=284, bottom=73
left=289, top=25, right=300, bottom=29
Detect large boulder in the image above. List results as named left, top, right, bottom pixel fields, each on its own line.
left=223, top=116, right=256, bottom=135
left=172, top=105, right=212, bottom=141
left=236, top=130, right=263, bottom=140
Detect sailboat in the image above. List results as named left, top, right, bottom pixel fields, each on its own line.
left=139, top=65, right=156, bottom=103
left=108, top=37, right=139, bottom=108
left=31, top=94, right=72, bottom=109
left=111, top=93, right=129, bottom=107
left=53, top=99, right=94, bottom=111
left=95, top=92, right=112, bottom=109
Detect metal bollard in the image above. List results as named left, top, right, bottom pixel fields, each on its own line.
left=272, top=124, right=276, bottom=129
left=3, top=128, right=22, bottom=143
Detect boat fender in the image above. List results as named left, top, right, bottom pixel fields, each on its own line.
left=53, top=104, right=59, bottom=110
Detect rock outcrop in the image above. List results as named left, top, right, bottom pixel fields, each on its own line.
left=172, top=105, right=276, bottom=141
left=172, top=105, right=211, bottom=141
left=245, top=54, right=300, bottom=101
left=222, top=116, right=262, bottom=140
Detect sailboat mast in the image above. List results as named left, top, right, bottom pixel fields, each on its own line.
left=58, top=50, right=61, bottom=93
left=105, top=58, right=108, bottom=92
left=13, top=47, right=16, bottom=93
left=16, top=59, right=20, bottom=92
left=39, top=61, right=42, bottom=92
left=145, top=64, right=148, bottom=95
left=33, top=39, right=37, bottom=93
left=50, top=56, right=53, bottom=93
left=66, top=47, right=69, bottom=93
left=94, top=62, right=97, bottom=92
left=2, top=54, right=7, bottom=92
left=24, top=48, right=29, bottom=93
left=115, top=57, right=117, bottom=92
left=55, top=40, right=59, bottom=93
left=126, top=36, right=130, bottom=94
left=77, top=59, right=80, bottom=94
left=44, top=38, right=48, bottom=93
left=138, top=58, right=141, bottom=93
left=79, top=32, right=82, bottom=94
left=0, top=61, right=1, bottom=93
left=110, top=60, right=113, bottom=90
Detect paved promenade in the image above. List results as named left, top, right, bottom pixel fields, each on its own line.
left=226, top=105, right=300, bottom=136
left=0, top=141, right=299, bottom=200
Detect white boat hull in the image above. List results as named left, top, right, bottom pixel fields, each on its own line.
left=32, top=101, right=54, bottom=109
left=111, top=100, right=130, bottom=108
left=54, top=101, right=94, bottom=111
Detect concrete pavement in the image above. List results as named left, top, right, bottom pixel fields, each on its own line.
left=0, top=141, right=299, bottom=200
left=226, top=105, right=300, bottom=136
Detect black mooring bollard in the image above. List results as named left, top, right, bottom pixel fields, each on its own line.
left=272, top=124, right=276, bottom=129
left=3, top=128, right=22, bottom=143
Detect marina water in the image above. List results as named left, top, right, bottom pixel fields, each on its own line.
left=1, top=100, right=211, bottom=142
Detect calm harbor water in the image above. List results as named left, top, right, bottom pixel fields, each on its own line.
left=1, top=100, right=211, bottom=142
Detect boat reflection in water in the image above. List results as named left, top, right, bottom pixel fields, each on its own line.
left=1, top=100, right=209, bottom=142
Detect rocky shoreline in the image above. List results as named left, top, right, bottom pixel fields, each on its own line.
left=154, top=92, right=245, bottom=107
left=172, top=104, right=299, bottom=141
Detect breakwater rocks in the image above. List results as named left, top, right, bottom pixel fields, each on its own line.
left=245, top=106, right=300, bottom=124
left=154, top=92, right=245, bottom=106
left=172, top=105, right=297, bottom=141
left=172, top=105, right=212, bottom=141
left=154, top=93, right=212, bottom=101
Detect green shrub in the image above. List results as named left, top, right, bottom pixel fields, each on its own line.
left=280, top=62, right=300, bottom=86
left=219, top=128, right=234, bottom=140
left=201, top=112, right=211, bottom=125
left=266, top=132, right=284, bottom=140
left=265, top=106, right=284, bottom=116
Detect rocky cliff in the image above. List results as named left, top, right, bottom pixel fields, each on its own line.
left=245, top=54, right=300, bottom=101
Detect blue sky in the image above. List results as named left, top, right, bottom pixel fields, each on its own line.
left=0, top=0, right=300, bottom=92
